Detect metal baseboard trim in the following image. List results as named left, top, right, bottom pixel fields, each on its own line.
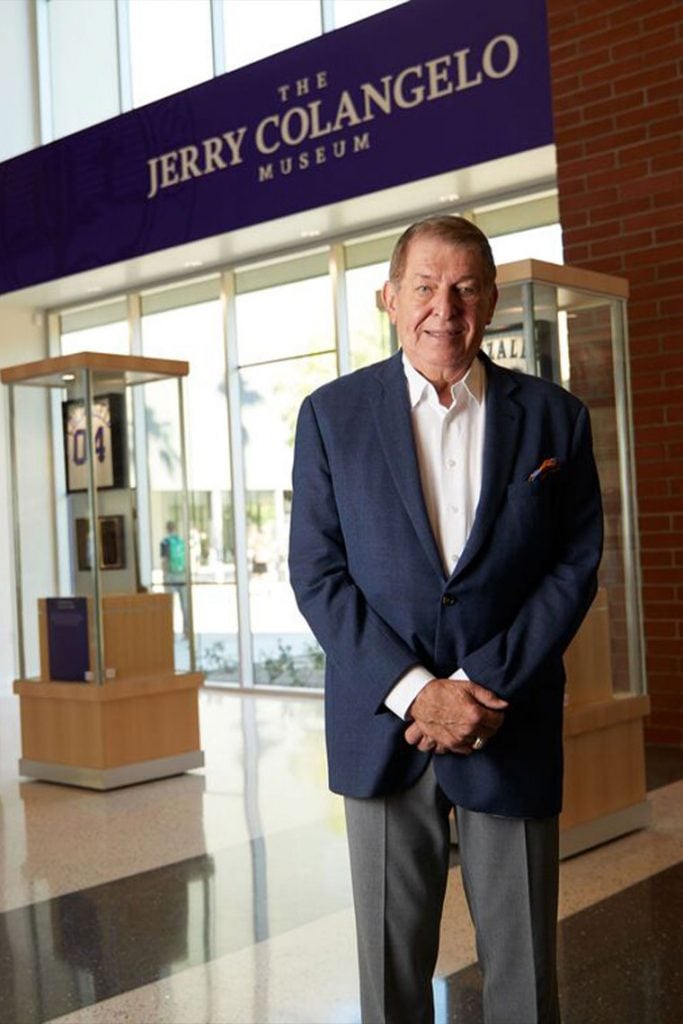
left=18, top=750, right=205, bottom=790
left=559, top=800, right=652, bottom=859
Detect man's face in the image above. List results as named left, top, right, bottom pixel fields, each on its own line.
left=382, top=236, right=498, bottom=383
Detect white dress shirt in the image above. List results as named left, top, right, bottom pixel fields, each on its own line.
left=383, top=353, right=487, bottom=719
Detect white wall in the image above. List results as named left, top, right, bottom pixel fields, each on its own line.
left=0, top=306, right=51, bottom=692
left=0, top=1, right=42, bottom=690
left=0, top=0, right=40, bottom=160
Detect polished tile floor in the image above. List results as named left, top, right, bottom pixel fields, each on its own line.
left=1, top=688, right=682, bottom=1024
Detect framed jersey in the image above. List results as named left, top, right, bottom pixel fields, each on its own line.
left=62, top=393, right=126, bottom=493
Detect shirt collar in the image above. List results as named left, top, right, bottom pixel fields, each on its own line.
left=402, top=351, right=486, bottom=409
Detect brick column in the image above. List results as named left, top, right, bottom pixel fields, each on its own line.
left=546, top=0, right=683, bottom=744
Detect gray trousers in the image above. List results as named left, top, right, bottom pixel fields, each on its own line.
left=344, top=765, right=560, bottom=1024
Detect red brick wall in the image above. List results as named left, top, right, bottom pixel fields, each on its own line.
left=546, top=0, right=683, bottom=745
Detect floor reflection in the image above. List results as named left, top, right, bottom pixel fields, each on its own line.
left=557, top=860, right=683, bottom=1024
left=0, top=820, right=350, bottom=1023
left=0, top=854, right=213, bottom=1024
left=439, top=861, right=683, bottom=1024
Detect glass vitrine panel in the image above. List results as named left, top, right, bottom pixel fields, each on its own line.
left=2, top=353, right=193, bottom=685
left=490, top=261, right=644, bottom=700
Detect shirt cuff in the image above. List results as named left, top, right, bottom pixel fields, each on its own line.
left=384, top=666, right=434, bottom=720
left=449, top=667, right=470, bottom=682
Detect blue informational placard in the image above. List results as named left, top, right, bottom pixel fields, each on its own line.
left=0, top=0, right=553, bottom=295
left=46, top=597, right=90, bottom=682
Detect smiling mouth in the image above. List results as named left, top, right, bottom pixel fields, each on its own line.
left=425, top=327, right=463, bottom=338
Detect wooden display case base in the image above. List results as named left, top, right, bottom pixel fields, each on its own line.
left=14, top=672, right=204, bottom=791
left=560, top=693, right=651, bottom=858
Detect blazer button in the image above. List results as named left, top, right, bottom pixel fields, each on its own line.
left=441, top=595, right=456, bottom=606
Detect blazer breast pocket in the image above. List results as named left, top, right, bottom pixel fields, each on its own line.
left=505, top=479, right=557, bottom=550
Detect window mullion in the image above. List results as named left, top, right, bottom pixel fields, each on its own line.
left=35, top=0, right=54, bottom=143
left=320, top=0, right=335, bottom=32
left=210, top=0, right=226, bottom=77
left=115, top=0, right=133, bottom=111
left=222, top=270, right=254, bottom=687
left=330, top=244, right=350, bottom=377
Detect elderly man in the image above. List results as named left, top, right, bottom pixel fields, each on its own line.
left=289, top=216, right=603, bottom=1024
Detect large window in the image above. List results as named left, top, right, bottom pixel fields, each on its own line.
left=46, top=0, right=120, bottom=139
left=140, top=281, right=238, bottom=681
left=235, top=255, right=335, bottom=688
left=223, top=0, right=322, bottom=71
left=128, top=0, right=214, bottom=107
left=344, top=234, right=396, bottom=370
left=59, top=299, right=129, bottom=356
left=40, top=0, right=411, bottom=142
left=331, top=0, right=407, bottom=30
left=490, top=224, right=563, bottom=265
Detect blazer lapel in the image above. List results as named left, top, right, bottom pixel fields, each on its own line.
left=451, top=355, right=524, bottom=580
left=371, top=354, right=446, bottom=580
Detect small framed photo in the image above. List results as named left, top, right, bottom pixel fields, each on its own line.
left=76, top=515, right=126, bottom=571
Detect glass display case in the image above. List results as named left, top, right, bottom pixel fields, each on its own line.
left=1, top=352, right=204, bottom=789
left=491, top=260, right=650, bottom=854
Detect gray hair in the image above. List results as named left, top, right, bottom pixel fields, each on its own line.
left=389, top=215, right=497, bottom=287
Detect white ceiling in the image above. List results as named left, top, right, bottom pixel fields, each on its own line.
left=1, top=145, right=556, bottom=312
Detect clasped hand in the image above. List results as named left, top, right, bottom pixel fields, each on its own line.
left=405, top=678, right=508, bottom=755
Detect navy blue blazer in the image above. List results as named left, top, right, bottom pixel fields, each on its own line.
left=289, top=351, right=603, bottom=817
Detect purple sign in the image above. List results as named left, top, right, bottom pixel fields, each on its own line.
left=0, top=0, right=552, bottom=295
